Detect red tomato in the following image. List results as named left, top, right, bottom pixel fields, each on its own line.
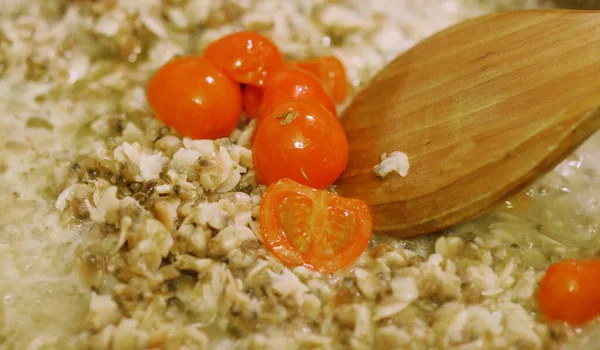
left=253, top=100, right=348, bottom=189
left=258, top=66, right=337, bottom=121
left=289, top=56, right=349, bottom=103
left=537, top=258, right=600, bottom=325
left=260, top=178, right=372, bottom=273
left=243, top=85, right=263, bottom=120
left=204, top=31, right=284, bottom=86
left=146, top=56, right=243, bottom=140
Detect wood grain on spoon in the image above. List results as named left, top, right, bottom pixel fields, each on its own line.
left=335, top=10, right=600, bottom=238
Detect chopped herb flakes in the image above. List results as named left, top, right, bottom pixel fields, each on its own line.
left=276, top=110, right=300, bottom=125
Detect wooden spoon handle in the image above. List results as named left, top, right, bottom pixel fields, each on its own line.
left=336, top=10, right=600, bottom=237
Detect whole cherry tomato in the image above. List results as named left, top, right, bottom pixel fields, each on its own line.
left=289, top=56, right=349, bottom=103
left=538, top=258, right=600, bottom=325
left=204, top=31, right=284, bottom=86
left=253, top=99, right=348, bottom=189
left=146, top=56, right=243, bottom=140
left=258, top=66, right=337, bottom=122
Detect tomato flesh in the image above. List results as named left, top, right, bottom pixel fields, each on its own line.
left=258, top=66, right=337, bottom=121
left=146, top=56, right=243, bottom=140
left=260, top=178, right=372, bottom=273
left=289, top=56, right=349, bottom=103
left=204, top=31, right=284, bottom=86
left=537, top=258, right=600, bottom=325
left=252, top=100, right=348, bottom=189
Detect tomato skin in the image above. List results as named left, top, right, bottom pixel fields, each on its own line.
left=204, top=31, right=284, bottom=86
left=260, top=178, right=372, bottom=273
left=537, top=259, right=600, bottom=325
left=146, top=56, right=243, bottom=140
left=243, top=85, right=263, bottom=120
left=258, top=66, right=337, bottom=121
left=253, top=100, right=348, bottom=189
left=289, top=56, right=349, bottom=103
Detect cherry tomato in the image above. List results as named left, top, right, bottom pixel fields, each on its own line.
left=260, top=178, right=372, bottom=273
left=537, top=258, right=600, bottom=325
left=258, top=66, right=337, bottom=121
left=253, top=100, right=348, bottom=189
left=243, top=85, right=263, bottom=120
left=146, top=56, right=243, bottom=140
left=204, top=31, right=284, bottom=86
left=289, top=56, right=349, bottom=103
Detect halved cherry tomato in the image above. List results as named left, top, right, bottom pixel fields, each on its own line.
left=289, top=56, right=349, bottom=103
left=253, top=100, right=348, bottom=189
left=537, top=258, right=600, bottom=325
left=243, top=85, right=263, bottom=120
left=260, top=178, right=372, bottom=273
left=204, top=31, right=284, bottom=86
left=146, top=56, right=243, bottom=140
left=258, top=66, right=337, bottom=121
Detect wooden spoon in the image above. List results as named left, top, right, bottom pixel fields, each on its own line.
left=335, top=9, right=600, bottom=238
